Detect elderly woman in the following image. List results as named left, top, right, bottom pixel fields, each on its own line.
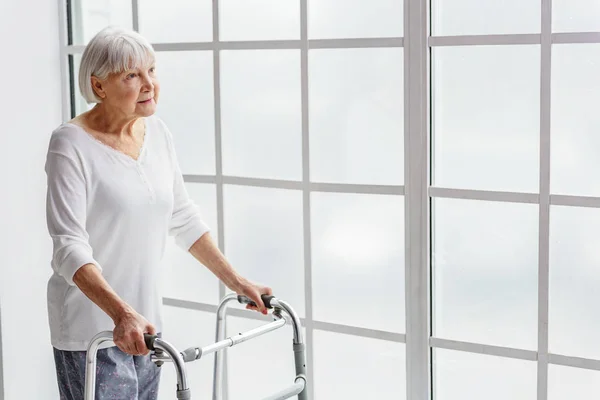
left=45, top=26, right=271, bottom=399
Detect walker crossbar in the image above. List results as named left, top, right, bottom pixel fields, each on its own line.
left=83, top=294, right=307, bottom=400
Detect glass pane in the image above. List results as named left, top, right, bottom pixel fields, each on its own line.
left=226, top=316, right=301, bottom=399
left=219, top=0, right=300, bottom=41
left=308, top=0, right=403, bottom=39
left=553, top=0, right=600, bottom=33
left=314, top=330, right=406, bottom=399
left=138, top=0, right=212, bottom=43
left=432, top=46, right=540, bottom=193
left=433, top=198, right=538, bottom=349
left=431, top=0, right=540, bottom=36
left=311, top=192, right=404, bottom=332
left=162, top=183, right=219, bottom=305
left=549, top=206, right=600, bottom=359
left=69, top=0, right=132, bottom=45
left=551, top=44, right=600, bottom=197
left=549, top=365, right=600, bottom=400
left=71, top=54, right=94, bottom=116
left=220, top=50, right=302, bottom=180
left=158, top=306, right=216, bottom=400
left=309, top=48, right=404, bottom=185
left=154, top=51, right=215, bottom=175
left=223, top=185, right=305, bottom=316
left=434, top=349, right=537, bottom=400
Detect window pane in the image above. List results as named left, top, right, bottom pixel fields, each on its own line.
left=431, top=0, right=540, bottom=36
left=432, top=46, right=540, bottom=192
left=549, top=365, right=600, bottom=400
left=308, top=0, right=403, bottom=39
left=553, top=0, right=600, bottom=33
left=138, top=0, right=212, bottom=43
left=309, top=48, right=403, bottom=185
left=311, top=192, right=404, bottom=332
left=223, top=185, right=305, bottom=316
left=71, top=54, right=94, bottom=116
left=221, top=50, right=302, bottom=180
left=314, top=330, right=405, bottom=399
left=434, top=349, right=537, bottom=400
left=551, top=44, right=600, bottom=197
left=549, top=206, right=600, bottom=359
left=154, top=51, right=215, bottom=175
left=158, top=306, right=215, bottom=400
left=219, top=0, right=300, bottom=41
left=162, top=183, right=219, bottom=305
left=433, top=198, right=538, bottom=349
left=226, top=316, right=302, bottom=399
left=69, top=0, right=132, bottom=45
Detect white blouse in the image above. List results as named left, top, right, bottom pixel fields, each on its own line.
left=45, top=115, right=209, bottom=351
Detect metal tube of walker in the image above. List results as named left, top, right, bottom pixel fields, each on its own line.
left=85, top=331, right=191, bottom=400
left=212, top=293, right=238, bottom=400
left=204, top=318, right=286, bottom=357
left=146, top=335, right=191, bottom=400
left=270, top=298, right=309, bottom=400
left=212, top=294, right=285, bottom=399
left=262, top=378, right=307, bottom=400
left=211, top=295, right=308, bottom=400
left=151, top=316, right=284, bottom=365
left=85, top=331, right=114, bottom=400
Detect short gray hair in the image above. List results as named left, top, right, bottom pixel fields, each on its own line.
left=78, top=26, right=155, bottom=103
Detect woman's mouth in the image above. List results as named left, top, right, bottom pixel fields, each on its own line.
left=138, top=98, right=152, bottom=104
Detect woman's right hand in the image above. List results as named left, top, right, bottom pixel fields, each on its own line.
left=112, top=309, right=156, bottom=356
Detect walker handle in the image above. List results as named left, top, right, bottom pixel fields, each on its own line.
left=144, top=333, right=158, bottom=350
left=237, top=294, right=275, bottom=309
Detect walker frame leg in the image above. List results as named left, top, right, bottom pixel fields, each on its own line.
left=212, top=294, right=309, bottom=400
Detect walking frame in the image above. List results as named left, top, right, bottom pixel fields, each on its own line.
left=84, top=294, right=308, bottom=400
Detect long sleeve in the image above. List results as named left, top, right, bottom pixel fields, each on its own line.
left=169, top=161, right=210, bottom=250
left=45, top=146, right=102, bottom=286
left=162, top=121, right=210, bottom=250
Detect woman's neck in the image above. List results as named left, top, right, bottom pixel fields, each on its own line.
left=84, top=104, right=141, bottom=139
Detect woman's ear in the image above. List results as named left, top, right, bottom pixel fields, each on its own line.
left=91, top=76, right=107, bottom=100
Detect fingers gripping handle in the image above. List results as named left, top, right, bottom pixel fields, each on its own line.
left=237, top=294, right=275, bottom=309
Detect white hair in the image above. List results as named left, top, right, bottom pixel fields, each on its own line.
left=78, top=26, right=155, bottom=103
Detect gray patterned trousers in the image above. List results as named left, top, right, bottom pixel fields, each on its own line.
left=52, top=344, right=162, bottom=400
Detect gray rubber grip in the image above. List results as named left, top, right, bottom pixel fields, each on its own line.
left=237, top=294, right=275, bottom=309
left=177, top=389, right=191, bottom=400
left=144, top=333, right=158, bottom=350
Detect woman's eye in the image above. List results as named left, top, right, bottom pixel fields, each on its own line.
left=127, top=73, right=136, bottom=79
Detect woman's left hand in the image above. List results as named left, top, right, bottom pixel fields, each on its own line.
left=238, top=279, right=273, bottom=315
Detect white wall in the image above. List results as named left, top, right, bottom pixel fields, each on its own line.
left=0, top=0, right=62, bottom=398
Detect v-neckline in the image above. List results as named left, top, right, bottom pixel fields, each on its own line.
left=67, top=119, right=148, bottom=165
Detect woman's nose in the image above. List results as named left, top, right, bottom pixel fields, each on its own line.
left=141, top=73, right=154, bottom=90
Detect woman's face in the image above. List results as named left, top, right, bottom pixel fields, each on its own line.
left=93, top=62, right=160, bottom=118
